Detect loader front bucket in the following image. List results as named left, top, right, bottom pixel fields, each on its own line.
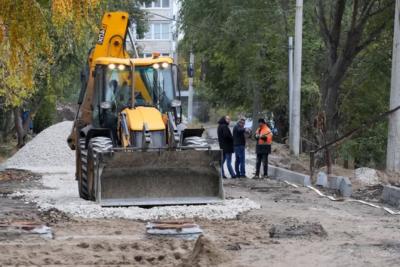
left=95, top=149, right=223, bottom=206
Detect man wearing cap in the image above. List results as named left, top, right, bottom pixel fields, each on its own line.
left=254, top=118, right=272, bottom=179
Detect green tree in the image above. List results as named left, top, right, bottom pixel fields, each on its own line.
left=180, top=0, right=290, bottom=131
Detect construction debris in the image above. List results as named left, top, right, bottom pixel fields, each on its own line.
left=146, top=221, right=202, bottom=236
left=354, top=167, right=380, bottom=186
left=269, top=218, right=327, bottom=238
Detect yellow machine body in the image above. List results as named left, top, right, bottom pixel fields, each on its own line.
left=68, top=12, right=223, bottom=207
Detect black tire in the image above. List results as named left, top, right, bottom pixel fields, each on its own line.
left=79, top=137, right=112, bottom=201
left=78, top=138, right=89, bottom=200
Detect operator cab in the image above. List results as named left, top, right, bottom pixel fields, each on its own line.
left=91, top=56, right=181, bottom=134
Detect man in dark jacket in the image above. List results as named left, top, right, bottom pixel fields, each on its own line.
left=217, top=116, right=237, bottom=178
left=233, top=118, right=246, bottom=177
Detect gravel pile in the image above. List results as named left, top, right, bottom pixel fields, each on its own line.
left=6, top=122, right=260, bottom=220
left=3, top=121, right=75, bottom=172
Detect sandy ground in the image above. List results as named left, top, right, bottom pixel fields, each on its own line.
left=1, top=171, right=400, bottom=266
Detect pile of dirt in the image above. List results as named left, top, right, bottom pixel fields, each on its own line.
left=269, top=217, right=327, bottom=239
left=180, top=235, right=230, bottom=267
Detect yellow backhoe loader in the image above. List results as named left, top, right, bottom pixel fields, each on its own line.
left=67, top=11, right=223, bottom=206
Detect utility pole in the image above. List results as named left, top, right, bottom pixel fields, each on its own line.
left=288, top=36, right=294, bottom=150
left=387, top=0, right=400, bottom=173
left=292, top=0, right=303, bottom=156
left=188, top=50, right=194, bottom=123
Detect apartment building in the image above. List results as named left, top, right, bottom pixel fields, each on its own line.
left=136, top=0, right=178, bottom=59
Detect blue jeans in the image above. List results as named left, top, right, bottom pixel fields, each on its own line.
left=234, top=145, right=246, bottom=176
left=222, top=152, right=236, bottom=178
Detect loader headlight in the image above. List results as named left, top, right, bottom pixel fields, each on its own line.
left=161, top=62, right=169, bottom=69
left=118, top=64, right=126, bottom=70
left=100, top=101, right=112, bottom=109
left=153, top=63, right=160, bottom=69
left=108, top=64, right=116, bottom=70
left=171, top=99, right=181, bottom=107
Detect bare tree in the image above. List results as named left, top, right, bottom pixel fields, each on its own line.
left=315, top=0, right=393, bottom=166
left=316, top=0, right=393, bottom=142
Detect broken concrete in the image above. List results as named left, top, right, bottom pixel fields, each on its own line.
left=382, top=185, right=400, bottom=208
left=269, top=218, right=327, bottom=238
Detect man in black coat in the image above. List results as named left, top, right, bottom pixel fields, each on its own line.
left=217, top=116, right=237, bottom=178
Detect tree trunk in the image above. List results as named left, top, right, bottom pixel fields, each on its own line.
left=0, top=109, right=14, bottom=142
left=251, top=80, right=262, bottom=134
left=321, top=80, right=340, bottom=144
left=319, top=77, right=341, bottom=173
left=13, top=107, right=26, bottom=148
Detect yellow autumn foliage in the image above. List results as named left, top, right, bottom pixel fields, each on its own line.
left=0, top=0, right=101, bottom=108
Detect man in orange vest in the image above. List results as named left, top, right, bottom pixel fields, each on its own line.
left=254, top=118, right=272, bottom=179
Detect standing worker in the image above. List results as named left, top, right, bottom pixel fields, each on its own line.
left=233, top=118, right=247, bottom=178
left=217, top=116, right=237, bottom=179
left=254, top=118, right=273, bottom=179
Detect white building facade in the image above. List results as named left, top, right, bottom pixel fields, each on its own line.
left=136, top=0, right=178, bottom=60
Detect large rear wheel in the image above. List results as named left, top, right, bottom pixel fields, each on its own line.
left=79, top=137, right=112, bottom=201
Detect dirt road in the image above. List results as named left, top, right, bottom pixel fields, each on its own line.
left=1, top=170, right=400, bottom=266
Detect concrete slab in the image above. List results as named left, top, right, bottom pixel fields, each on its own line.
left=326, top=176, right=352, bottom=197
left=339, top=177, right=352, bottom=197
left=328, top=176, right=344, bottom=189
left=269, top=165, right=311, bottom=186
left=316, top=172, right=328, bottom=187
left=382, top=185, right=400, bottom=208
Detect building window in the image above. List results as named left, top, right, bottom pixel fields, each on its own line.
left=141, top=23, right=171, bottom=40
left=143, top=0, right=170, bottom=8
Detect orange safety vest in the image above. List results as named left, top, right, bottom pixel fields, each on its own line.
left=256, top=125, right=272, bottom=145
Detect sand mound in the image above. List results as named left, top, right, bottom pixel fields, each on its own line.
left=181, top=235, right=230, bottom=267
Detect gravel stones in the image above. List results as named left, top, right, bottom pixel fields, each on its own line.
left=5, top=122, right=260, bottom=220
left=12, top=170, right=260, bottom=220
left=3, top=121, right=75, bottom=172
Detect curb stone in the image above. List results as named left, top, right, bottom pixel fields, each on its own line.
left=269, top=165, right=311, bottom=186
left=382, top=185, right=400, bottom=208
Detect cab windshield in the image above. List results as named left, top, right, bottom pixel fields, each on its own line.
left=104, top=66, right=132, bottom=111
left=135, top=64, right=175, bottom=112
